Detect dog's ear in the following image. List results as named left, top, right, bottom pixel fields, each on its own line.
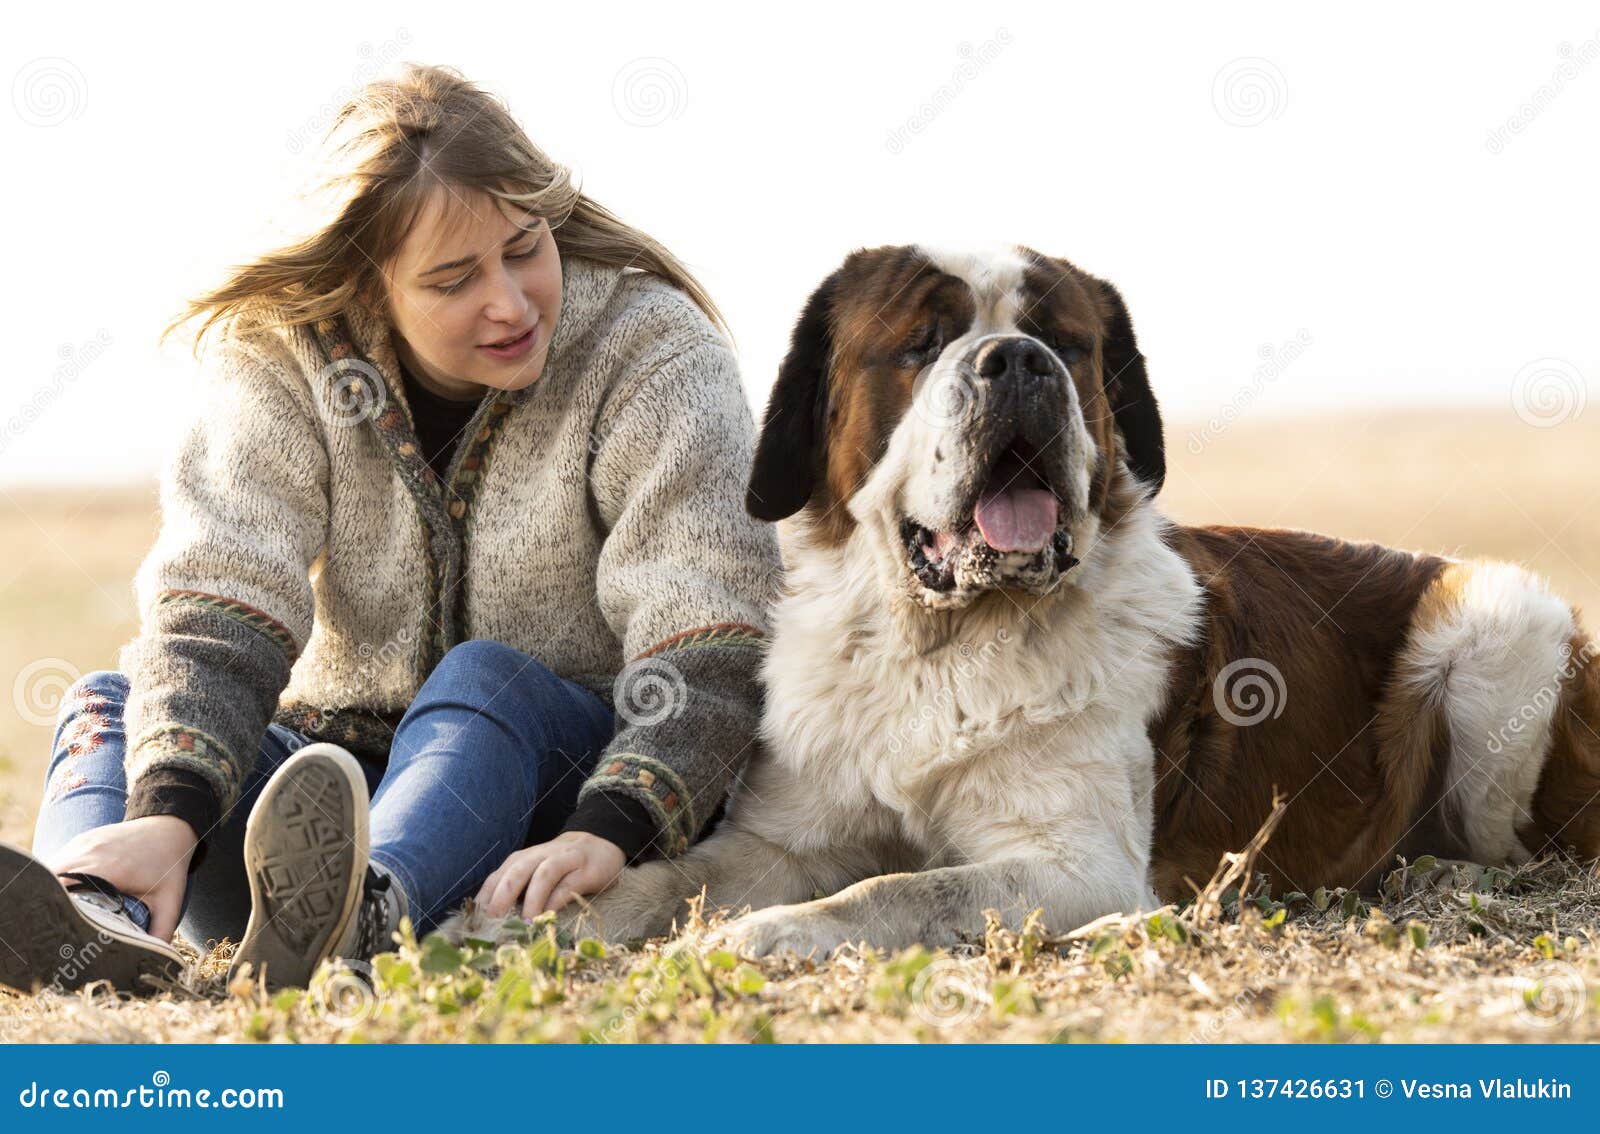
left=746, top=270, right=840, bottom=521
left=1093, top=277, right=1165, bottom=495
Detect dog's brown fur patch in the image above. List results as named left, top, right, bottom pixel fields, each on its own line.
left=1147, top=527, right=1450, bottom=898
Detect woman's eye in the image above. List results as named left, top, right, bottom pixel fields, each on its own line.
left=434, top=236, right=541, bottom=294
left=507, top=237, right=542, bottom=262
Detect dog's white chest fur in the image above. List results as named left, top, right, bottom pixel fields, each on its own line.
left=753, top=506, right=1204, bottom=869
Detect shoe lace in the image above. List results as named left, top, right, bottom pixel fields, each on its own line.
left=60, top=871, right=156, bottom=936
left=59, top=871, right=127, bottom=904
left=352, top=867, right=395, bottom=961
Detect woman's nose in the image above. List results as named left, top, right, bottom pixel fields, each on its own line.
left=483, top=264, right=531, bottom=325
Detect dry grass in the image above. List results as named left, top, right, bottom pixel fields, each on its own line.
left=4, top=829, right=1596, bottom=1043
left=2, top=408, right=1598, bottom=1043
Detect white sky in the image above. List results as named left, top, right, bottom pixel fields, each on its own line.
left=4, top=1, right=1598, bottom=483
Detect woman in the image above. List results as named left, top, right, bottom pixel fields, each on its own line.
left=0, top=63, right=777, bottom=996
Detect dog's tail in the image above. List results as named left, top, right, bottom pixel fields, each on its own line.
left=1390, top=560, right=1600, bottom=863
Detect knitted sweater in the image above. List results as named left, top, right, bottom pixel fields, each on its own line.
left=119, top=255, right=779, bottom=864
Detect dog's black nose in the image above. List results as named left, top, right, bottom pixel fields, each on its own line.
left=976, top=337, right=1054, bottom=384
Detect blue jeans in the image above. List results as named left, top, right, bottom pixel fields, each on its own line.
left=31, top=640, right=615, bottom=944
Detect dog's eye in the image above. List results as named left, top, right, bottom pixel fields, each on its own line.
left=1044, top=337, right=1087, bottom=366
left=898, top=323, right=943, bottom=366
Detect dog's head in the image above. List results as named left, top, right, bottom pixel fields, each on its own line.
left=747, top=244, right=1163, bottom=611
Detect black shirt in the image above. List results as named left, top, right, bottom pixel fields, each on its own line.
left=399, top=362, right=484, bottom=481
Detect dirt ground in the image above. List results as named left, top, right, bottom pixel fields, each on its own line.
left=2, top=407, right=1597, bottom=1042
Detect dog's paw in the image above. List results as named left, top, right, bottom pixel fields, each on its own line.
left=553, top=901, right=596, bottom=940
left=432, top=901, right=553, bottom=948
left=432, top=908, right=471, bottom=946
left=705, top=904, right=849, bottom=959
left=1414, top=857, right=1488, bottom=893
left=551, top=886, right=692, bottom=945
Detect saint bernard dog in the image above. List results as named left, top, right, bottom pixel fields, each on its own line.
left=540, top=244, right=1600, bottom=958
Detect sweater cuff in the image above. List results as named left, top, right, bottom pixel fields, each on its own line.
left=125, top=765, right=218, bottom=875
left=562, top=791, right=662, bottom=863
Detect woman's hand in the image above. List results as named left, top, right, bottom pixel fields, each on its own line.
left=477, top=831, right=626, bottom=919
left=45, top=815, right=199, bottom=941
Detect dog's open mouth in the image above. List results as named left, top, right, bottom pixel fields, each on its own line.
left=901, top=437, right=1078, bottom=597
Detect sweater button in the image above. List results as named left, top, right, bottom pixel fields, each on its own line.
left=449, top=500, right=466, bottom=520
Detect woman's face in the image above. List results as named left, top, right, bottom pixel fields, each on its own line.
left=382, top=185, right=563, bottom=399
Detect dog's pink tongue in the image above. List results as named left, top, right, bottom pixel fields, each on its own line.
left=974, top=485, right=1058, bottom=552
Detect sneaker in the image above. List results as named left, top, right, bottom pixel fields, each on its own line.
left=230, top=743, right=405, bottom=990
left=0, top=842, right=185, bottom=996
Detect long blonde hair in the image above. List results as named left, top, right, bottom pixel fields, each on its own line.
left=167, top=63, right=728, bottom=350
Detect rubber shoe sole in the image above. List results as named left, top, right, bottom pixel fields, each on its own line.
left=230, top=743, right=368, bottom=991
left=0, top=842, right=185, bottom=996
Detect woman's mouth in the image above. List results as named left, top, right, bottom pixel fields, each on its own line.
left=478, top=321, right=539, bottom=360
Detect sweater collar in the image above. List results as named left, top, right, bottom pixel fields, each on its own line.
left=300, top=254, right=629, bottom=682
left=341, top=254, right=626, bottom=407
